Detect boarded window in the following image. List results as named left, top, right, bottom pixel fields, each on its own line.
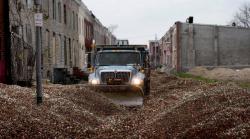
left=64, top=5, right=67, bottom=24
left=58, top=2, right=61, bottom=23
left=76, top=14, right=78, bottom=31
left=46, top=30, right=50, bottom=58
left=64, top=36, right=67, bottom=65
left=52, top=0, right=56, bottom=20
left=72, top=11, right=75, bottom=30
left=26, top=24, right=32, bottom=44
left=69, top=38, right=72, bottom=66
left=42, top=0, right=49, bottom=16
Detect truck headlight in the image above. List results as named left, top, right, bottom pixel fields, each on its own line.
left=90, top=79, right=99, bottom=85
left=131, top=77, right=143, bottom=86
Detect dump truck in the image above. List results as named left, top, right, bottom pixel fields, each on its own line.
left=88, top=45, right=150, bottom=97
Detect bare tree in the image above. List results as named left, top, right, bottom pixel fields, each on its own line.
left=231, top=2, right=250, bottom=28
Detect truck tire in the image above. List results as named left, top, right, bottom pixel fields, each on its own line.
left=144, top=80, right=150, bottom=96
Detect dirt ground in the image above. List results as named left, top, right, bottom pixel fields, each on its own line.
left=0, top=72, right=250, bottom=138
left=188, top=67, right=250, bottom=81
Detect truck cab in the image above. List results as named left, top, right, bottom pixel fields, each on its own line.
left=88, top=45, right=150, bottom=95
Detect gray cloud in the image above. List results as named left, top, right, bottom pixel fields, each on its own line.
left=83, top=0, right=246, bottom=44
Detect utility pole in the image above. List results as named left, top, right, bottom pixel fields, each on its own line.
left=154, top=34, right=157, bottom=68
left=34, top=0, right=43, bottom=105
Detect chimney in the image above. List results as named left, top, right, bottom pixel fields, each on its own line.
left=186, top=16, right=194, bottom=24
left=232, top=22, right=236, bottom=27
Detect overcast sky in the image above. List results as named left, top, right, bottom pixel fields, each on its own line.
left=82, top=0, right=247, bottom=44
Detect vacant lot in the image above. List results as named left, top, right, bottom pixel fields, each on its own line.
left=0, top=72, right=250, bottom=138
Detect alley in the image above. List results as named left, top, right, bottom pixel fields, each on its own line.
left=1, top=0, right=250, bottom=138
left=0, top=71, right=249, bottom=138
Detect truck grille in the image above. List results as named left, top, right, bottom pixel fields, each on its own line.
left=101, top=72, right=131, bottom=84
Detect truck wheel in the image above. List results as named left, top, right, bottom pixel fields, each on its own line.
left=144, top=80, right=150, bottom=96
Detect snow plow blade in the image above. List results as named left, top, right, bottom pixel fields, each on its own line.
left=90, top=85, right=144, bottom=107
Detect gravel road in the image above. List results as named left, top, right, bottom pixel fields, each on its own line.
left=0, top=72, right=249, bottom=138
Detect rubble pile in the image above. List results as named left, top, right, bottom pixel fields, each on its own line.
left=189, top=67, right=250, bottom=81
left=87, top=73, right=250, bottom=138
left=0, top=72, right=250, bottom=138
left=0, top=84, right=124, bottom=138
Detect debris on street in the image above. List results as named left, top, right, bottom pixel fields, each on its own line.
left=189, top=67, right=250, bottom=81
left=0, top=72, right=250, bottom=138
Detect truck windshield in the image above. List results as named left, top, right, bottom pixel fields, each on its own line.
left=96, top=52, right=141, bottom=66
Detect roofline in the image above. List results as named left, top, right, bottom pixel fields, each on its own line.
left=96, top=45, right=147, bottom=46
left=175, top=21, right=250, bottom=30
left=149, top=40, right=159, bottom=42
left=97, top=50, right=141, bottom=53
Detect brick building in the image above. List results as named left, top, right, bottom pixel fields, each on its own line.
left=149, top=40, right=160, bottom=68
left=7, top=0, right=116, bottom=83
left=159, top=22, right=250, bottom=72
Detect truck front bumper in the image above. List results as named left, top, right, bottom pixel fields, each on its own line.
left=90, top=84, right=143, bottom=93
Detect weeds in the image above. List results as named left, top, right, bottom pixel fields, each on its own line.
left=237, top=82, right=250, bottom=89
left=175, top=72, right=218, bottom=83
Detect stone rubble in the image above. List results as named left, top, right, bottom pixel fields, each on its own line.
left=0, top=72, right=249, bottom=138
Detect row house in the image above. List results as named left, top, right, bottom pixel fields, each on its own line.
left=159, top=27, right=174, bottom=68
left=8, top=0, right=35, bottom=84
left=41, top=0, right=82, bottom=81
left=149, top=40, right=161, bottom=68
left=8, top=0, right=116, bottom=83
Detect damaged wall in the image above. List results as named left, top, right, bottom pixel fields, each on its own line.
left=161, top=22, right=250, bottom=72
